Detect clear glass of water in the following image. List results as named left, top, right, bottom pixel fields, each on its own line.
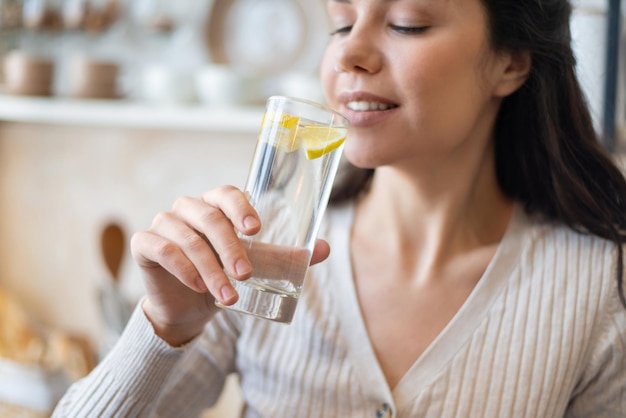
left=216, top=96, right=349, bottom=323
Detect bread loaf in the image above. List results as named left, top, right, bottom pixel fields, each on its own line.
left=0, top=287, right=95, bottom=379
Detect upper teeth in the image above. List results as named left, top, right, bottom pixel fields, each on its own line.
left=347, top=101, right=394, bottom=111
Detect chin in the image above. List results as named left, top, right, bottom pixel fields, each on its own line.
left=343, top=148, right=383, bottom=170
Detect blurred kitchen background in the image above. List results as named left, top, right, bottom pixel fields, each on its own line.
left=0, top=0, right=624, bottom=417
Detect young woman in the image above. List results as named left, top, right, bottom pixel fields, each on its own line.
left=53, top=0, right=626, bottom=416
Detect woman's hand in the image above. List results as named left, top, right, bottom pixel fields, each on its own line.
left=130, top=186, right=330, bottom=346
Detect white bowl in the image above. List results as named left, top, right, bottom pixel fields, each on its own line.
left=277, top=72, right=326, bottom=103
left=138, top=65, right=197, bottom=105
left=195, top=65, right=265, bottom=106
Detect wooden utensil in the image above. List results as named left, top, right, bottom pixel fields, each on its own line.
left=98, top=221, right=133, bottom=357
left=100, top=222, right=125, bottom=283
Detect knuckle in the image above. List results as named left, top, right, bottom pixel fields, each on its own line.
left=199, top=206, right=227, bottom=226
left=171, top=195, right=194, bottom=212
left=151, top=211, right=172, bottom=229
left=220, top=237, right=244, bottom=260
left=153, top=239, right=179, bottom=261
left=181, top=232, right=208, bottom=252
left=216, top=184, right=239, bottom=195
left=129, top=232, right=144, bottom=255
left=177, top=262, right=202, bottom=285
left=203, top=185, right=243, bottom=202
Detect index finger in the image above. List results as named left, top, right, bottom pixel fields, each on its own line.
left=202, top=186, right=261, bottom=235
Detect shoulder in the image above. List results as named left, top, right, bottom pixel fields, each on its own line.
left=509, top=209, right=626, bottom=414
left=520, top=210, right=620, bottom=289
left=519, top=208, right=626, bottom=346
left=510, top=207, right=624, bottom=337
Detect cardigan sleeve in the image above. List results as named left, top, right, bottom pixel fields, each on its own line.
left=51, top=300, right=241, bottom=417
left=565, top=281, right=626, bottom=418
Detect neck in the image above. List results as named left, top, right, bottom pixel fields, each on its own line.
left=352, top=144, right=513, bottom=283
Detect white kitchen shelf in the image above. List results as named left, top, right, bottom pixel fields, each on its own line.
left=0, top=95, right=265, bottom=133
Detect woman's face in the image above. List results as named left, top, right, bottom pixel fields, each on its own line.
left=321, top=0, right=513, bottom=170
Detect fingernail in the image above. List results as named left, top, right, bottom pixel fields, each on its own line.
left=220, top=285, right=238, bottom=303
left=243, top=216, right=259, bottom=230
left=235, top=259, right=252, bottom=276
left=195, top=278, right=208, bottom=292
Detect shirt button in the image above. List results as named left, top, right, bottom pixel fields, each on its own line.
left=376, top=402, right=393, bottom=417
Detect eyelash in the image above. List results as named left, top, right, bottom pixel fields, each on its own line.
left=330, top=26, right=351, bottom=36
left=330, top=25, right=430, bottom=36
left=390, top=24, right=429, bottom=34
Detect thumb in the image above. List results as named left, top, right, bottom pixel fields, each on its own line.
left=310, top=239, right=330, bottom=265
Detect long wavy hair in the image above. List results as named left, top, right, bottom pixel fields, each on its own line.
left=329, top=0, right=626, bottom=308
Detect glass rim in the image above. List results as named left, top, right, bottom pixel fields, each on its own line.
left=267, top=95, right=350, bottom=126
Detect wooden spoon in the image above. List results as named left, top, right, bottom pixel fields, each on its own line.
left=100, top=222, right=125, bottom=283
left=98, top=222, right=133, bottom=356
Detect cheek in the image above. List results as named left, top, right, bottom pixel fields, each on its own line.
left=398, top=45, right=490, bottom=123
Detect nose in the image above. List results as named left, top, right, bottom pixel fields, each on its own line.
left=334, top=26, right=383, bottom=75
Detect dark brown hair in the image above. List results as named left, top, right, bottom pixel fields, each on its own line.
left=330, top=0, right=626, bottom=308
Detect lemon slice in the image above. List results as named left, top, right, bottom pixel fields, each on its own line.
left=298, top=125, right=347, bottom=160
left=261, top=113, right=301, bottom=152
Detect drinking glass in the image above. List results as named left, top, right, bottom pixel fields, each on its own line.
left=217, top=95, right=349, bottom=323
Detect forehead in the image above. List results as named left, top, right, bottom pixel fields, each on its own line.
left=326, top=0, right=491, bottom=24
left=327, top=0, right=463, bottom=14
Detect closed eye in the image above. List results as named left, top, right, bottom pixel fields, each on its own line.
left=389, top=24, right=430, bottom=34
left=330, top=26, right=353, bottom=36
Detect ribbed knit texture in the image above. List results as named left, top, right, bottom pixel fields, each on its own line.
left=52, top=204, right=626, bottom=418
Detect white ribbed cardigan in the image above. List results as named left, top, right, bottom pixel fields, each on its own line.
left=53, top=204, right=626, bottom=418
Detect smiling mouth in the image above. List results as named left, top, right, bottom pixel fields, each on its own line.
left=346, top=101, right=398, bottom=111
